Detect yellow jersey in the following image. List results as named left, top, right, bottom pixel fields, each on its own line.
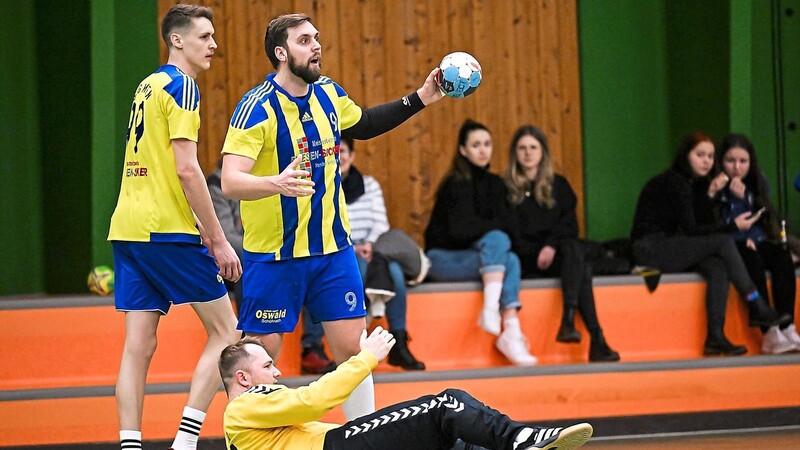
left=108, top=64, right=202, bottom=243
left=223, top=351, right=378, bottom=450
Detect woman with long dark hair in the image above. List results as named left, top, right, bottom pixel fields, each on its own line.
left=630, top=132, right=786, bottom=356
left=717, top=133, right=799, bottom=353
left=424, top=119, right=538, bottom=365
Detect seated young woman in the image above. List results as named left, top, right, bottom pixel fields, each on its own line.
left=630, top=131, right=787, bottom=356
left=424, top=119, right=537, bottom=366
left=503, top=124, right=619, bottom=362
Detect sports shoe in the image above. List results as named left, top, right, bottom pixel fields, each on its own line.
left=515, top=423, right=593, bottom=450
left=478, top=308, right=502, bottom=336
left=781, top=324, right=800, bottom=351
left=495, top=330, right=538, bottom=366
left=408, top=248, right=432, bottom=286
left=762, top=326, right=795, bottom=355
left=301, top=345, right=336, bottom=374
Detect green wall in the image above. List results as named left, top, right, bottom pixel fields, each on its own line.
left=580, top=0, right=800, bottom=241
left=0, top=0, right=157, bottom=295
left=0, top=0, right=44, bottom=294
left=580, top=0, right=671, bottom=241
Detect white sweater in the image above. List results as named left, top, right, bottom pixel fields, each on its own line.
left=347, top=175, right=390, bottom=244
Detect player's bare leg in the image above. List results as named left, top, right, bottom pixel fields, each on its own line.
left=170, top=295, right=239, bottom=450
left=249, top=332, right=284, bottom=362
left=186, top=295, right=239, bottom=408
left=323, top=316, right=372, bottom=420
left=116, top=311, right=161, bottom=431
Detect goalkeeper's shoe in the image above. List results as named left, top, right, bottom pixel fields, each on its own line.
left=515, top=423, right=593, bottom=450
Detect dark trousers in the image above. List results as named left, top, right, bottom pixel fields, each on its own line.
left=737, top=240, right=797, bottom=320
left=522, top=238, right=601, bottom=332
left=323, top=389, right=529, bottom=450
left=633, top=233, right=757, bottom=333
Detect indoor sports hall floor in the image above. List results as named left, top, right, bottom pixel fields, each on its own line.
left=3, top=427, right=800, bottom=449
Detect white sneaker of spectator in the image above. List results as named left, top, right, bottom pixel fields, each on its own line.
left=496, top=328, right=538, bottom=366
left=781, top=324, right=800, bottom=351
left=408, top=248, right=432, bottom=286
left=761, top=325, right=795, bottom=354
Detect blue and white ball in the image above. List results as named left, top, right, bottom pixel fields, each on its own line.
left=436, top=52, right=482, bottom=98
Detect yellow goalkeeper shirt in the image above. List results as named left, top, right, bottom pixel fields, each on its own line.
left=223, top=351, right=378, bottom=450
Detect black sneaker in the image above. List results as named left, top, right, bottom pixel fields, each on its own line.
left=518, top=423, right=593, bottom=450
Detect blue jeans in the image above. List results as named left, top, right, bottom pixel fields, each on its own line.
left=426, top=230, right=521, bottom=310
left=357, top=255, right=408, bottom=330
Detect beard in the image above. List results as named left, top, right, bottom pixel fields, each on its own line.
left=288, top=52, right=321, bottom=84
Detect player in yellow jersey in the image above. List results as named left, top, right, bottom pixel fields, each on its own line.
left=220, top=13, right=446, bottom=422
left=219, top=329, right=594, bottom=450
left=107, top=5, right=253, bottom=450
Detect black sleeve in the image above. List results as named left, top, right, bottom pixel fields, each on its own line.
left=343, top=92, right=426, bottom=140
left=544, top=177, right=579, bottom=247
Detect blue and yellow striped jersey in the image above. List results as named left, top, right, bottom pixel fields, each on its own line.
left=108, top=64, right=202, bottom=243
left=221, top=73, right=363, bottom=260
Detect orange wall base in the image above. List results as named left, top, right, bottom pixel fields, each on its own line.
left=1, top=364, right=798, bottom=447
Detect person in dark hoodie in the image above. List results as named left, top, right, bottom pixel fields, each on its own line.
left=424, top=119, right=537, bottom=366
left=503, top=125, right=619, bottom=363
left=630, top=131, right=788, bottom=356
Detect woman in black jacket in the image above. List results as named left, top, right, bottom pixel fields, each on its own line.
left=716, top=133, right=799, bottom=353
left=630, top=131, right=786, bottom=356
left=504, top=125, right=619, bottom=362
left=424, top=119, right=537, bottom=366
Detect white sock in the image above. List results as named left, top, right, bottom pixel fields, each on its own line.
left=503, top=316, right=522, bottom=336
left=171, top=406, right=206, bottom=450
left=483, top=281, right=502, bottom=311
left=120, top=430, right=142, bottom=450
left=342, top=374, right=375, bottom=420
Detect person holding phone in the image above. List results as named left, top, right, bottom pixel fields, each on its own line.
left=717, top=133, right=800, bottom=354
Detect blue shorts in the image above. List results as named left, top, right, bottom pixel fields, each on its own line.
left=238, top=246, right=366, bottom=334
left=112, top=241, right=228, bottom=314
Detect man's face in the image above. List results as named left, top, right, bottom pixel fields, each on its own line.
left=284, top=21, right=322, bottom=83
left=339, top=140, right=354, bottom=175
left=174, top=17, right=217, bottom=76
left=242, top=344, right=282, bottom=385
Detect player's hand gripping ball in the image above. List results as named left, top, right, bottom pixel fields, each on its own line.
left=435, top=52, right=482, bottom=98
left=87, top=265, right=115, bottom=296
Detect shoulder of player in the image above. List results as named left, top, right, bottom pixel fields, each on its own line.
left=314, top=76, right=349, bottom=97
left=152, top=65, right=200, bottom=110
left=229, top=81, right=277, bottom=129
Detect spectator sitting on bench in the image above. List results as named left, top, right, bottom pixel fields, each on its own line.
left=338, top=136, right=426, bottom=370
left=716, top=133, right=800, bottom=353
left=630, top=131, right=789, bottom=356
left=503, top=124, right=619, bottom=363
left=424, top=119, right=537, bottom=366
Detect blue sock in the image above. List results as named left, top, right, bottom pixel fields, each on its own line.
left=746, top=291, right=760, bottom=302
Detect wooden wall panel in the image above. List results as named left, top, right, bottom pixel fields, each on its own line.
left=158, top=0, right=584, bottom=240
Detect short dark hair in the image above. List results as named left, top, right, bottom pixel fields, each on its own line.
left=161, top=4, right=213, bottom=48
left=218, top=337, right=266, bottom=392
left=264, top=14, right=312, bottom=69
left=340, top=135, right=354, bottom=152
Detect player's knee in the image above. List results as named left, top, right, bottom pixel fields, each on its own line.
left=125, top=334, right=158, bottom=359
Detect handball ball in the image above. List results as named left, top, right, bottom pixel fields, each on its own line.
left=87, top=265, right=115, bottom=296
left=436, top=51, right=482, bottom=98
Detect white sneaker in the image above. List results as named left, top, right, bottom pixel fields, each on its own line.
left=478, top=308, right=502, bottom=336
left=408, top=249, right=432, bottom=286
left=762, top=326, right=795, bottom=354
left=496, top=330, right=538, bottom=366
left=782, top=324, right=800, bottom=351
